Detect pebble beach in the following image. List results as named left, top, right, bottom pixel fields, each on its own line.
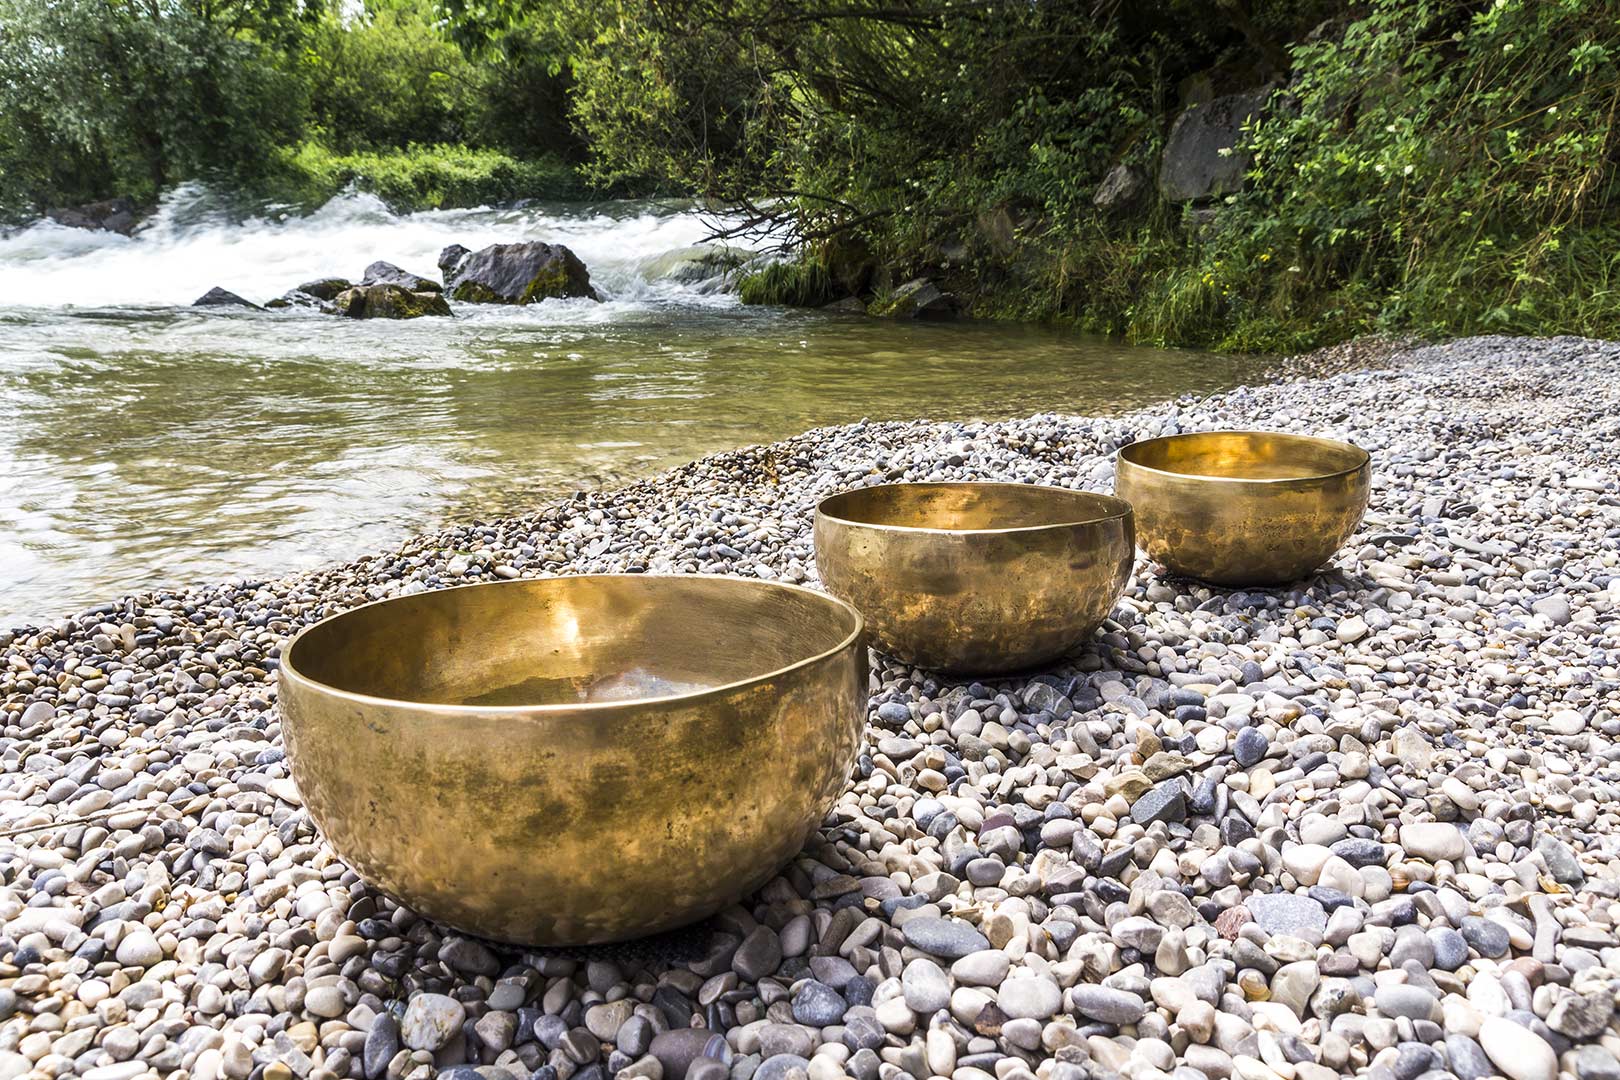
left=2, top=334, right=1618, bottom=1080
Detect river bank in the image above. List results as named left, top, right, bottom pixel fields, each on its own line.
left=2, top=335, right=1619, bottom=1080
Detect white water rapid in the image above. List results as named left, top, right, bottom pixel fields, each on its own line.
left=0, top=185, right=749, bottom=309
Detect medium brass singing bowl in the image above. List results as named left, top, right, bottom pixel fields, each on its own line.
left=814, top=482, right=1134, bottom=675
left=278, top=575, right=865, bottom=946
left=1115, top=430, right=1371, bottom=586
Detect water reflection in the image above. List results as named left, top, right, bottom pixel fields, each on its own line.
left=0, top=303, right=1275, bottom=625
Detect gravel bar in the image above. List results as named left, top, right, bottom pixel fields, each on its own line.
left=2, top=334, right=1619, bottom=1080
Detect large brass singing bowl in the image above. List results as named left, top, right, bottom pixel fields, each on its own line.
left=1115, top=430, right=1371, bottom=586
left=278, top=575, right=865, bottom=946
left=814, top=482, right=1134, bottom=675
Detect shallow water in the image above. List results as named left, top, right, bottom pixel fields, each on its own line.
left=0, top=189, right=1278, bottom=626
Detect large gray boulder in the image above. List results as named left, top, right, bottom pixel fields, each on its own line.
left=1159, top=87, right=1273, bottom=202
left=440, top=241, right=599, bottom=303
left=361, top=261, right=441, bottom=293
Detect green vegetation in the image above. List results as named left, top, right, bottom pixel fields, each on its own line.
left=500, top=0, right=1619, bottom=349
left=266, top=144, right=584, bottom=210
left=0, top=0, right=582, bottom=218
left=2, top=0, right=1616, bottom=349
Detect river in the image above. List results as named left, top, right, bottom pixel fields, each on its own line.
left=0, top=187, right=1279, bottom=626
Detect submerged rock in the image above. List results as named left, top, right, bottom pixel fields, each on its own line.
left=332, top=283, right=452, bottom=319
left=441, top=241, right=599, bottom=303
left=265, top=278, right=352, bottom=311
left=192, top=286, right=259, bottom=309
left=295, top=277, right=353, bottom=301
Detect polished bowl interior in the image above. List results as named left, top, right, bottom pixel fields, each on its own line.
left=814, top=482, right=1134, bottom=675
left=278, top=575, right=865, bottom=946
left=1115, top=430, right=1371, bottom=586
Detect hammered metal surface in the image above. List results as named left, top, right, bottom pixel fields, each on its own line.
left=278, top=575, right=865, bottom=946
left=1116, top=430, right=1371, bottom=586
left=813, top=482, right=1134, bottom=675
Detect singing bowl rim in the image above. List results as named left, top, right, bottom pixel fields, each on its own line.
left=814, top=481, right=1134, bottom=537
left=279, top=573, right=866, bottom=716
left=1116, top=430, right=1370, bottom=485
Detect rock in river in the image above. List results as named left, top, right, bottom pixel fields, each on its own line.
left=333, top=283, right=452, bottom=319
left=192, top=286, right=259, bottom=309
left=441, top=240, right=599, bottom=303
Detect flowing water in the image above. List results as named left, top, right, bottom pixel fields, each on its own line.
left=0, top=187, right=1279, bottom=626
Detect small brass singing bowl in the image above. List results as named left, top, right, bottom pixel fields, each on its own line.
left=813, top=482, right=1134, bottom=675
left=278, top=575, right=865, bottom=946
left=1115, top=430, right=1371, bottom=586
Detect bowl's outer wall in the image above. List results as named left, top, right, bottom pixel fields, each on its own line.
left=1116, top=441, right=1371, bottom=585
left=813, top=492, right=1135, bottom=675
left=279, top=589, right=866, bottom=947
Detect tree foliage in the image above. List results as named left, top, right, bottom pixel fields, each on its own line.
left=0, top=0, right=313, bottom=210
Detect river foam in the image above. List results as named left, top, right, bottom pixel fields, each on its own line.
left=0, top=184, right=749, bottom=309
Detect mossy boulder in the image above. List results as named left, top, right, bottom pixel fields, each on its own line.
left=266, top=278, right=352, bottom=311
left=869, top=278, right=957, bottom=320
left=332, top=283, right=452, bottom=319
left=440, top=241, right=599, bottom=304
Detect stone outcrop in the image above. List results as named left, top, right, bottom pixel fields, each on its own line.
left=1158, top=86, right=1274, bottom=202
left=869, top=278, right=957, bottom=320
left=1093, top=164, right=1146, bottom=212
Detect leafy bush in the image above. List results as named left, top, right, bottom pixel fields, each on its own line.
left=304, top=0, right=482, bottom=152
left=1175, top=0, right=1620, bottom=347
left=0, top=0, right=309, bottom=209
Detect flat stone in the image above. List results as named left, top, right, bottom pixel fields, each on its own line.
left=996, top=977, right=1062, bottom=1021
left=790, top=981, right=847, bottom=1026
left=1374, top=985, right=1440, bottom=1023
left=901, top=917, right=989, bottom=959
left=1067, top=985, right=1145, bottom=1025
left=950, top=951, right=1010, bottom=987
left=1234, top=727, right=1267, bottom=768
left=754, top=1054, right=811, bottom=1080
left=1246, top=893, right=1326, bottom=944
left=649, top=1029, right=730, bottom=1080
left=1460, top=917, right=1510, bottom=959
left=733, top=925, right=783, bottom=982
